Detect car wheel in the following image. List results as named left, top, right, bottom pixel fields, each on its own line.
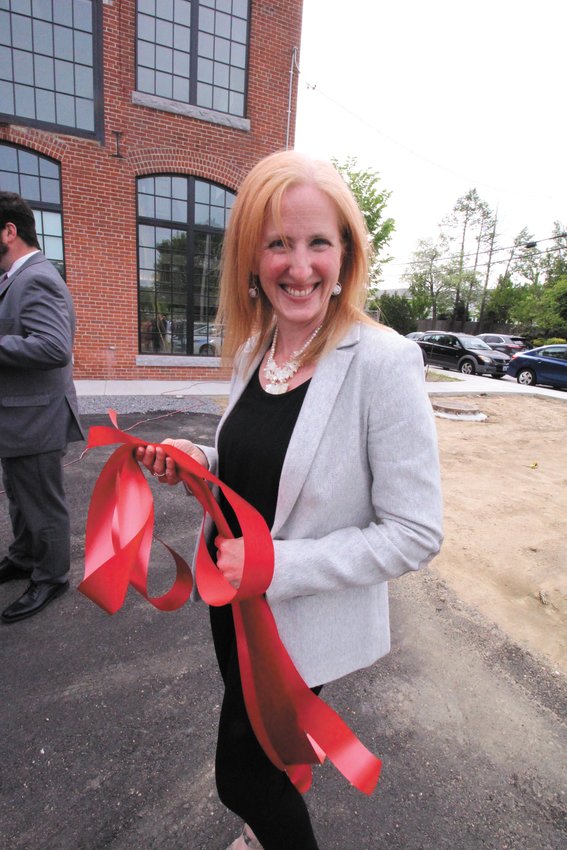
left=516, top=368, right=536, bottom=386
left=459, top=359, right=476, bottom=375
left=199, top=343, right=216, bottom=355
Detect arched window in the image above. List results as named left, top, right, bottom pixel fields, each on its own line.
left=0, top=142, right=65, bottom=277
left=137, top=174, right=234, bottom=356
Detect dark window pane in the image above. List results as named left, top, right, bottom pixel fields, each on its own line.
left=14, top=84, right=35, bottom=118
left=75, top=96, right=94, bottom=130
left=155, top=44, right=173, bottom=72
left=195, top=181, right=209, bottom=203
left=18, top=149, right=39, bottom=174
left=156, top=18, right=173, bottom=46
left=12, top=16, right=33, bottom=51
left=214, top=62, right=229, bottom=87
left=231, top=41, right=245, bottom=68
left=40, top=175, right=60, bottom=203
left=11, top=1, right=32, bottom=15
left=0, top=171, right=20, bottom=192
left=173, top=49, right=190, bottom=77
left=138, top=66, right=155, bottom=93
left=0, top=45, right=12, bottom=78
left=54, top=25, right=74, bottom=60
left=1, top=147, right=18, bottom=169
left=230, top=65, right=244, bottom=92
left=194, top=202, right=209, bottom=225
left=212, top=85, right=228, bottom=113
left=75, top=64, right=93, bottom=98
left=34, top=54, right=55, bottom=88
left=215, top=11, right=231, bottom=39
left=232, top=16, right=247, bottom=43
left=74, top=0, right=93, bottom=32
left=198, top=57, right=213, bottom=83
left=36, top=88, right=56, bottom=122
left=74, top=31, right=92, bottom=64
left=138, top=40, right=155, bottom=68
left=13, top=50, right=34, bottom=85
left=174, top=0, right=190, bottom=26
left=200, top=8, right=214, bottom=34
left=172, top=75, right=189, bottom=101
left=199, top=32, right=213, bottom=58
left=228, top=89, right=243, bottom=116
left=196, top=81, right=212, bottom=108
left=20, top=173, right=40, bottom=199
left=138, top=14, right=155, bottom=41
left=32, top=0, right=52, bottom=23
left=214, top=36, right=230, bottom=63
left=155, top=71, right=172, bottom=97
left=138, top=193, right=155, bottom=218
left=138, top=0, right=156, bottom=14
left=156, top=0, right=174, bottom=19
left=173, top=23, right=190, bottom=51
left=39, top=157, right=58, bottom=178
left=55, top=91, right=75, bottom=125
left=0, top=81, right=15, bottom=113
left=155, top=195, right=172, bottom=220
left=55, top=59, right=75, bottom=95
left=33, top=20, right=54, bottom=55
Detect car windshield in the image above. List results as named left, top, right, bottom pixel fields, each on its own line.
left=460, top=336, right=491, bottom=350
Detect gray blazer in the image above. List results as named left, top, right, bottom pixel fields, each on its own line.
left=201, top=323, right=443, bottom=686
left=0, top=252, right=84, bottom=457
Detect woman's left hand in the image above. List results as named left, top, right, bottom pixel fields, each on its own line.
left=214, top=535, right=245, bottom=589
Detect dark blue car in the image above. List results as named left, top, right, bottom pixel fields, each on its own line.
left=506, top=344, right=567, bottom=389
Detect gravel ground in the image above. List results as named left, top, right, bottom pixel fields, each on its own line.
left=77, top=395, right=225, bottom=417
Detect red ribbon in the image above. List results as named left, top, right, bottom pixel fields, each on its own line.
left=79, top=411, right=381, bottom=795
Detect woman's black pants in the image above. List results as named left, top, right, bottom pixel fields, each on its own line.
left=210, top=604, right=320, bottom=850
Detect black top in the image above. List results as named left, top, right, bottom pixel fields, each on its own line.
left=218, top=364, right=310, bottom=534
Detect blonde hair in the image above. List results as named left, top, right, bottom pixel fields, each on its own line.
left=217, top=150, right=373, bottom=366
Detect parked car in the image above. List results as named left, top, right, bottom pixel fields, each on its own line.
left=193, top=322, right=223, bottom=355
left=476, top=333, right=529, bottom=356
left=406, top=331, right=425, bottom=340
left=417, top=332, right=510, bottom=377
left=506, top=344, right=567, bottom=389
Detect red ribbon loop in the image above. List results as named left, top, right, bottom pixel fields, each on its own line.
left=79, top=412, right=381, bottom=795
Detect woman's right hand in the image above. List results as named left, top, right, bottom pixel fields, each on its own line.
left=136, top=438, right=209, bottom=486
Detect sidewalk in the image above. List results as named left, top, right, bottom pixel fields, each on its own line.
left=75, top=370, right=567, bottom=401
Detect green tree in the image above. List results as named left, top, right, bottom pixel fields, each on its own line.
left=403, top=237, right=455, bottom=320
left=332, top=157, right=395, bottom=291
left=376, top=292, right=415, bottom=335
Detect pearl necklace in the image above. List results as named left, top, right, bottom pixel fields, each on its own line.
left=264, top=323, right=323, bottom=394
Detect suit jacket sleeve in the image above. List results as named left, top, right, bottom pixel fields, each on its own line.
left=0, top=268, right=73, bottom=370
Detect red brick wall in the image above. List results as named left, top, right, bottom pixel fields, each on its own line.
left=0, top=0, right=304, bottom=380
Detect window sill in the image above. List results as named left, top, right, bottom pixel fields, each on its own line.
left=132, top=91, right=250, bottom=132
left=136, top=354, right=222, bottom=367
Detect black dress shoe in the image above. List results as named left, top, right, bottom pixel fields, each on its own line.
left=1, top=581, right=69, bottom=623
left=0, top=557, right=30, bottom=584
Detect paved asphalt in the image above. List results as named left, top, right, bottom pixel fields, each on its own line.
left=1, top=398, right=566, bottom=850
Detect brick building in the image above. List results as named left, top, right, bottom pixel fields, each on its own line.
left=0, top=0, right=304, bottom=380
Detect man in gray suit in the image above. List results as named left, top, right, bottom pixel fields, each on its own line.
left=0, top=191, right=84, bottom=623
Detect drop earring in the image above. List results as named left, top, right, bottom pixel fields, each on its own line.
left=248, top=275, right=259, bottom=298
left=332, top=282, right=342, bottom=296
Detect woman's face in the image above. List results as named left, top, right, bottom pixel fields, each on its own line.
left=256, top=184, right=343, bottom=336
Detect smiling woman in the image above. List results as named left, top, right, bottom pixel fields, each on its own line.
left=136, top=151, right=443, bottom=850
